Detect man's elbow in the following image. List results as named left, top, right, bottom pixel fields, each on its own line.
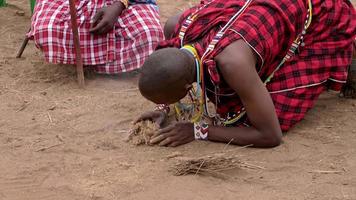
left=260, top=130, right=283, bottom=148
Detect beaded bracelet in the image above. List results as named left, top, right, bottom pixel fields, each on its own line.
left=194, top=121, right=209, bottom=140
left=154, top=104, right=170, bottom=115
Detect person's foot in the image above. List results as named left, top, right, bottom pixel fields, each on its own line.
left=84, top=65, right=96, bottom=79
left=340, top=58, right=356, bottom=98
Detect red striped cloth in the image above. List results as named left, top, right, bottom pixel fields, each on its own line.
left=28, top=0, right=164, bottom=74
left=158, top=0, right=356, bottom=131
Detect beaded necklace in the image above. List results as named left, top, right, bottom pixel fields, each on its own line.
left=175, top=45, right=204, bottom=123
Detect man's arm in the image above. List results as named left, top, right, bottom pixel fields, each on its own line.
left=210, top=40, right=282, bottom=147
left=164, top=12, right=183, bottom=39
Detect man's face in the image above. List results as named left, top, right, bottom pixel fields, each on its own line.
left=144, top=83, right=192, bottom=104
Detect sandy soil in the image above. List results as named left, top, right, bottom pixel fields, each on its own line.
left=0, top=1, right=355, bottom=199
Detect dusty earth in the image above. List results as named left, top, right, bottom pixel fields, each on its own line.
left=0, top=1, right=355, bottom=199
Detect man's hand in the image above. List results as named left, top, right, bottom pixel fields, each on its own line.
left=89, top=2, right=124, bottom=35
left=150, top=122, right=194, bottom=147
left=135, top=111, right=167, bottom=128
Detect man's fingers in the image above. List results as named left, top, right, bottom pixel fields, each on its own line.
left=89, top=20, right=107, bottom=34
left=156, top=117, right=165, bottom=127
left=134, top=113, right=153, bottom=123
left=91, top=10, right=103, bottom=28
left=168, top=141, right=181, bottom=147
left=150, top=134, right=167, bottom=144
left=150, top=128, right=177, bottom=144
left=151, top=125, right=173, bottom=138
left=97, top=23, right=112, bottom=35
left=134, top=117, right=144, bottom=124
left=134, top=111, right=163, bottom=124
left=159, top=137, right=175, bottom=146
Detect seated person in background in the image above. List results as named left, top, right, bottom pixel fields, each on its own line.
left=28, top=0, right=164, bottom=74
left=136, top=0, right=356, bottom=147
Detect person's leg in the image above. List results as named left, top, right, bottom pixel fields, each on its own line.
left=270, top=85, right=326, bottom=132
left=341, top=41, right=356, bottom=98
left=28, top=0, right=68, bottom=63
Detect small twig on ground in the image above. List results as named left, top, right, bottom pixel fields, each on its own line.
left=222, top=138, right=234, bottom=151
left=16, top=101, right=31, bottom=112
left=118, top=129, right=129, bottom=133
left=166, top=152, right=183, bottom=159
left=35, top=143, right=63, bottom=152
left=316, top=126, right=334, bottom=130
left=56, top=134, right=64, bottom=143
left=47, top=112, right=53, bottom=123
left=309, top=170, right=344, bottom=174
left=240, top=162, right=266, bottom=170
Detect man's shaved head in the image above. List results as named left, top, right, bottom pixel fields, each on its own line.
left=139, top=48, right=195, bottom=104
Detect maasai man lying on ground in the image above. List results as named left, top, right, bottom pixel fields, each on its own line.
left=28, top=0, right=164, bottom=74
left=136, top=0, right=356, bottom=148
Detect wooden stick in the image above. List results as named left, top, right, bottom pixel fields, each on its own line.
left=16, top=28, right=31, bottom=58
left=16, top=37, right=29, bottom=58
left=68, top=0, right=85, bottom=87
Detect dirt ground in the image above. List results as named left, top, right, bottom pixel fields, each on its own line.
left=0, top=1, right=355, bottom=200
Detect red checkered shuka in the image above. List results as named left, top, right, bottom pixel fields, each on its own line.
left=158, top=0, right=356, bottom=131
left=28, top=0, right=164, bottom=74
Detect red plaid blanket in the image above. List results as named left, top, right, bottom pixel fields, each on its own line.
left=158, top=0, right=356, bottom=131
left=28, top=0, right=164, bottom=74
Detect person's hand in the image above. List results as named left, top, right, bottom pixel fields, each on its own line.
left=89, top=2, right=124, bottom=35
left=150, top=122, right=194, bottom=147
left=135, top=111, right=167, bottom=128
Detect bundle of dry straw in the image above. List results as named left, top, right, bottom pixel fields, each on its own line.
left=127, top=120, right=158, bottom=145
left=171, top=152, right=264, bottom=178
